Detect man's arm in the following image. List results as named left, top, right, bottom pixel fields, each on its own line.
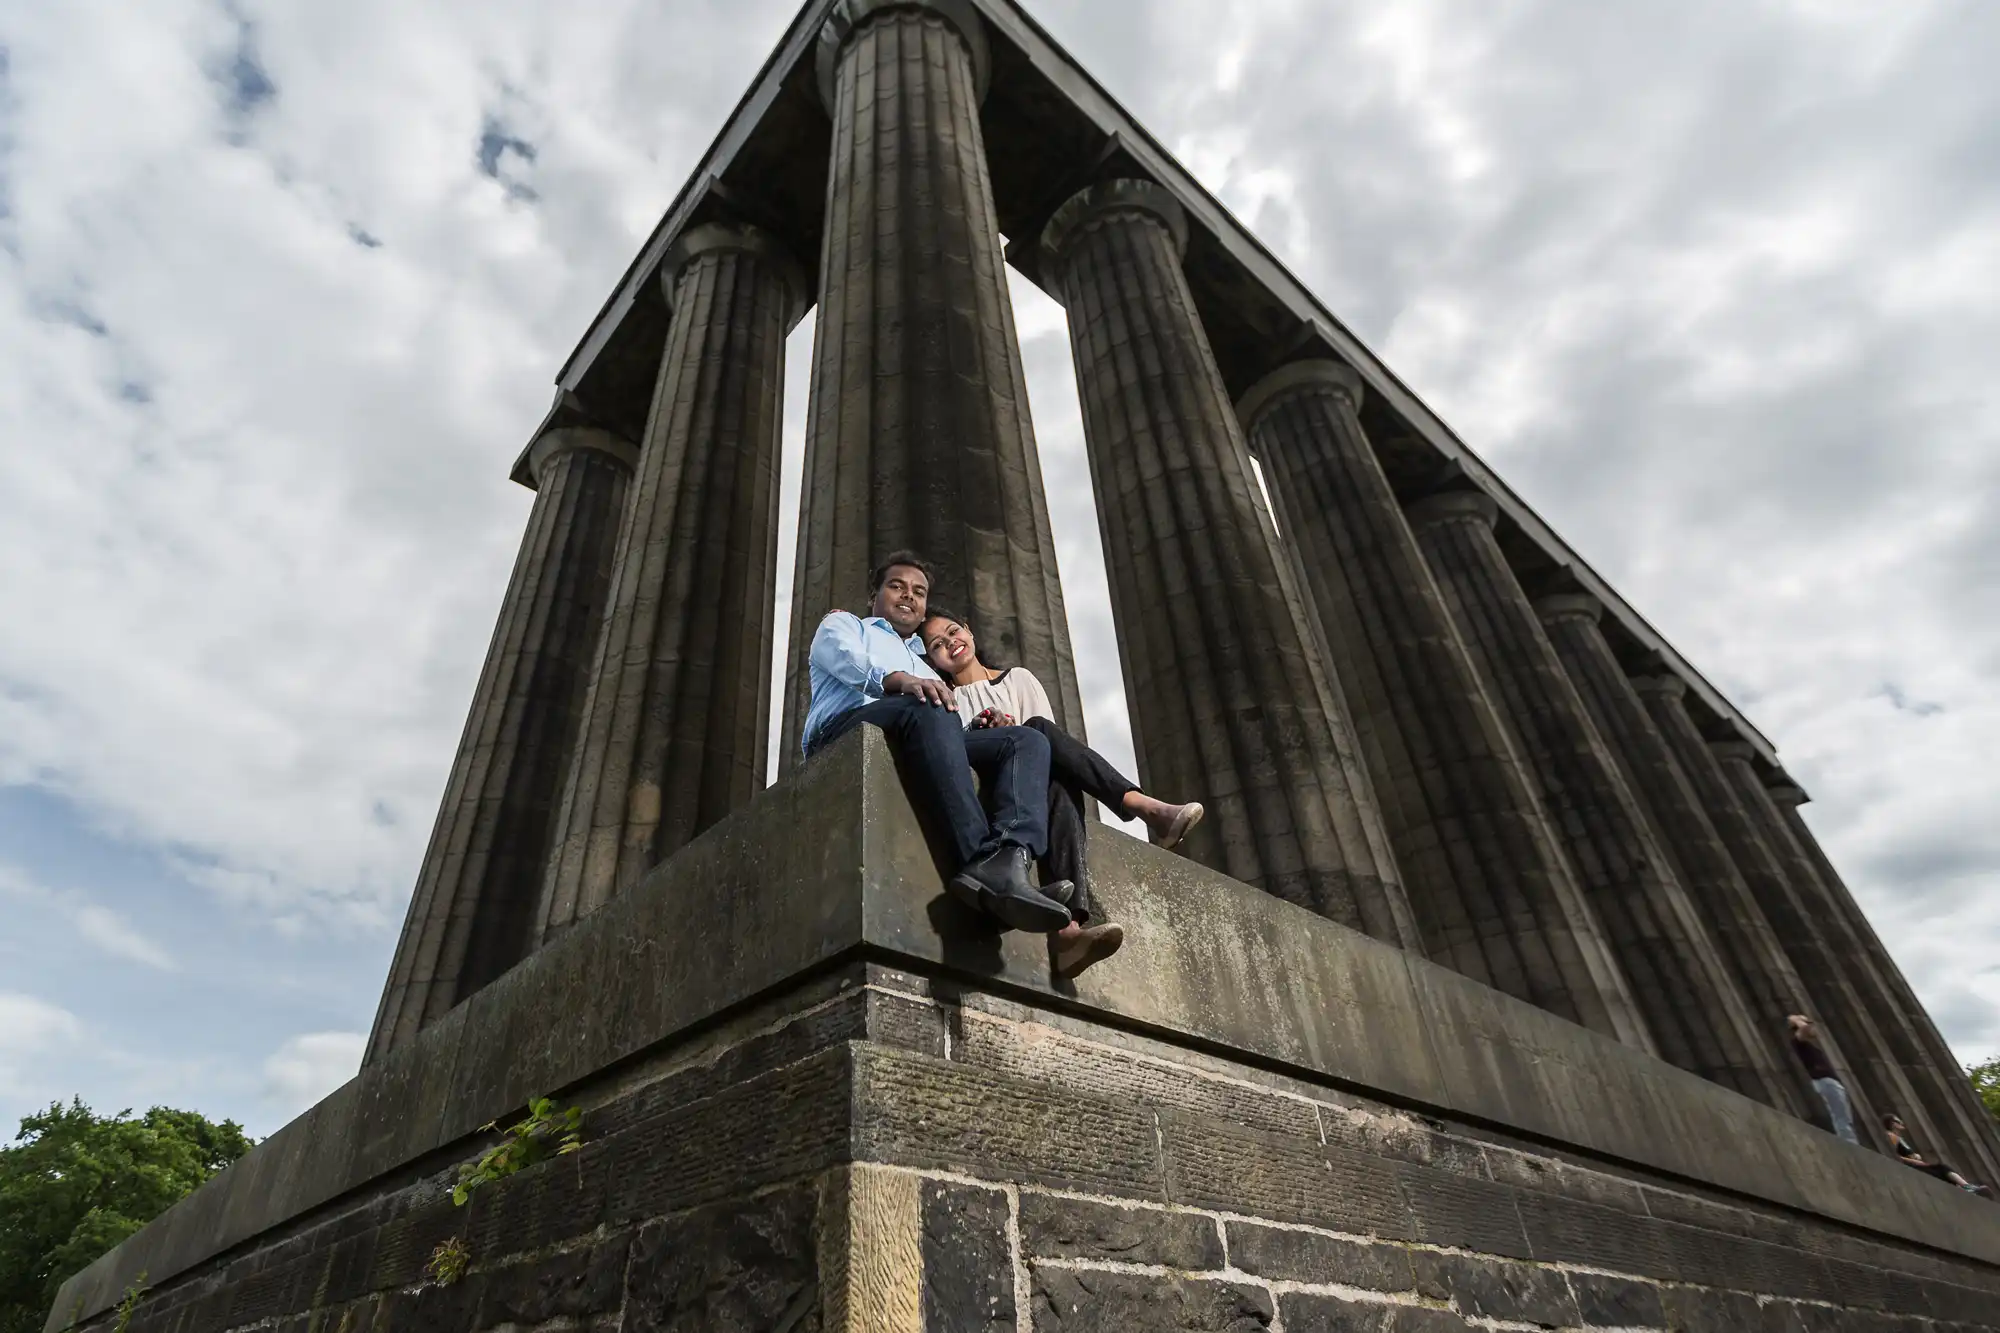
left=809, top=612, right=884, bottom=695
left=810, top=612, right=951, bottom=706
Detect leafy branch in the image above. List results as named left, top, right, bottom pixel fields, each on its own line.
left=451, top=1098, right=583, bottom=1206
left=110, top=1275, right=147, bottom=1333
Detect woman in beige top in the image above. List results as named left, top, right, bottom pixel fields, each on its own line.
left=921, top=609, right=1204, bottom=978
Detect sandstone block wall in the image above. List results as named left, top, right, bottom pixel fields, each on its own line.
left=67, top=960, right=2000, bottom=1333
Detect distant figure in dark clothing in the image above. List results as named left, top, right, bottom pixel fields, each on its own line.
left=1882, top=1115, right=1991, bottom=1196
left=1788, top=1014, right=1860, bottom=1145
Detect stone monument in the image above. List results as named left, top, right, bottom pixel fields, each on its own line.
left=49, top=1, right=2000, bottom=1330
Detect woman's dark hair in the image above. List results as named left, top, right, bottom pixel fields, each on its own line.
left=1882, top=1113, right=1903, bottom=1129
left=870, top=550, right=935, bottom=594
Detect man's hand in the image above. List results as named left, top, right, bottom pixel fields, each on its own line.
left=885, top=671, right=954, bottom=708
left=970, top=707, right=1014, bottom=729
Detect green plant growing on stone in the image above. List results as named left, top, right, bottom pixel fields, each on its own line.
left=451, top=1097, right=583, bottom=1206
left=425, top=1238, right=471, bottom=1287
left=110, top=1274, right=146, bottom=1333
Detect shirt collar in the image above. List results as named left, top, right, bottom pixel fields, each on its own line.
left=862, top=615, right=924, bottom=651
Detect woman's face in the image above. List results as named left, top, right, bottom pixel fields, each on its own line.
left=923, top=617, right=977, bottom=674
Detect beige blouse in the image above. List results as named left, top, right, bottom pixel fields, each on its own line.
left=950, top=667, right=1054, bottom=729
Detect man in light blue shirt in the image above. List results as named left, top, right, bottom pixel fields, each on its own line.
left=802, top=551, right=1072, bottom=933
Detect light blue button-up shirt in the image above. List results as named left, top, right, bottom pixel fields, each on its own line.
left=801, top=611, right=943, bottom=756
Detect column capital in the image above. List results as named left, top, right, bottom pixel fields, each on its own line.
left=1765, top=779, right=1810, bottom=807
left=661, top=222, right=810, bottom=329
left=1709, top=739, right=1759, bottom=764
left=1404, top=490, right=1498, bottom=530
left=1533, top=591, right=1603, bottom=626
left=526, top=426, right=640, bottom=489
left=1629, top=674, right=1688, bottom=700
left=816, top=0, right=990, bottom=108
left=1041, top=178, right=1189, bottom=278
left=1236, top=359, right=1364, bottom=433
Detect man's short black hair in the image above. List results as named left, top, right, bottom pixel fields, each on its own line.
left=870, top=551, right=935, bottom=594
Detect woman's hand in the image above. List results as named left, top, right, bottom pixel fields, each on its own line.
left=971, top=707, right=1014, bottom=729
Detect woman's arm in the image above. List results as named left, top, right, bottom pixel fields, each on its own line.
left=1013, top=669, right=1056, bottom=724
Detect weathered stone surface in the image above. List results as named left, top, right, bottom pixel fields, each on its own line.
left=780, top=0, right=1082, bottom=766
left=921, top=1179, right=1015, bottom=1331
left=479, top=1239, right=632, bottom=1328
left=1038, top=181, right=1413, bottom=945
left=1566, top=1270, right=1664, bottom=1328
left=622, top=1185, right=819, bottom=1332
left=537, top=222, right=803, bottom=938
left=1163, top=1113, right=1411, bottom=1239
left=1515, top=1189, right=1677, bottom=1279
left=1032, top=1269, right=1273, bottom=1332
left=854, top=1044, right=1165, bottom=1200
left=1413, top=1252, right=1576, bottom=1328
left=1224, top=1225, right=1411, bottom=1291
left=1277, top=1295, right=1470, bottom=1333
left=1021, top=1196, right=1224, bottom=1270
left=368, top=426, right=636, bottom=1063
left=1662, top=1284, right=1766, bottom=1333
left=954, top=1010, right=1322, bottom=1142
left=1540, top=598, right=1816, bottom=1117
left=1393, top=1163, right=1531, bottom=1259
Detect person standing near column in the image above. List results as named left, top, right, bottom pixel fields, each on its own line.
left=1790, top=1014, right=1860, bottom=1145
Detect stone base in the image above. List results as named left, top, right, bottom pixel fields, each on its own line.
left=49, top=730, right=2000, bottom=1333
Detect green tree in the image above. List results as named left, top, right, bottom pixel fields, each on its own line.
left=0, top=1100, right=251, bottom=1333
left=1971, top=1056, right=2000, bottom=1125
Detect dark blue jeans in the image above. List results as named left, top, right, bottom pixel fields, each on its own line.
left=808, top=695, right=1052, bottom=868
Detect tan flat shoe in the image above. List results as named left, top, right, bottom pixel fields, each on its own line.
left=1153, top=801, right=1204, bottom=850
left=1054, top=922, right=1125, bottom=978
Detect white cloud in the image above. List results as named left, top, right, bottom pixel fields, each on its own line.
left=261, top=1031, right=364, bottom=1121
left=0, top=863, right=176, bottom=971
left=0, top=993, right=82, bottom=1054
left=73, top=904, right=178, bottom=972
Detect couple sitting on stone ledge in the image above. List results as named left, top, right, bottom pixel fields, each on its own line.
left=799, top=550, right=1204, bottom=978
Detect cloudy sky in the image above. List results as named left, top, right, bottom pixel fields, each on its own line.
left=3, top=0, right=1997, bottom=1139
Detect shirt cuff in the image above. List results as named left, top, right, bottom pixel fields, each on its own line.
left=864, top=665, right=888, bottom=698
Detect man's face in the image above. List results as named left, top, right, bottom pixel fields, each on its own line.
left=872, top=565, right=929, bottom=636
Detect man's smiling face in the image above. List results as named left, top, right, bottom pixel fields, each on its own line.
left=872, top=563, right=929, bottom=637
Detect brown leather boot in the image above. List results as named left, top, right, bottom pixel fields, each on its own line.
left=1053, top=921, right=1125, bottom=978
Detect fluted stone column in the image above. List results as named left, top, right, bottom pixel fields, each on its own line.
left=535, top=223, right=803, bottom=940
left=1032, top=180, right=1415, bottom=944
left=1639, top=679, right=1888, bottom=1144
left=367, top=427, right=636, bottom=1063
left=1236, top=363, right=1642, bottom=1038
left=1766, top=784, right=2000, bottom=1181
left=1538, top=602, right=1815, bottom=1117
left=779, top=0, right=1082, bottom=766
left=1408, top=502, right=1763, bottom=1090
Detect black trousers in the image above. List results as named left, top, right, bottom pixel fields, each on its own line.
left=1024, top=716, right=1140, bottom=923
